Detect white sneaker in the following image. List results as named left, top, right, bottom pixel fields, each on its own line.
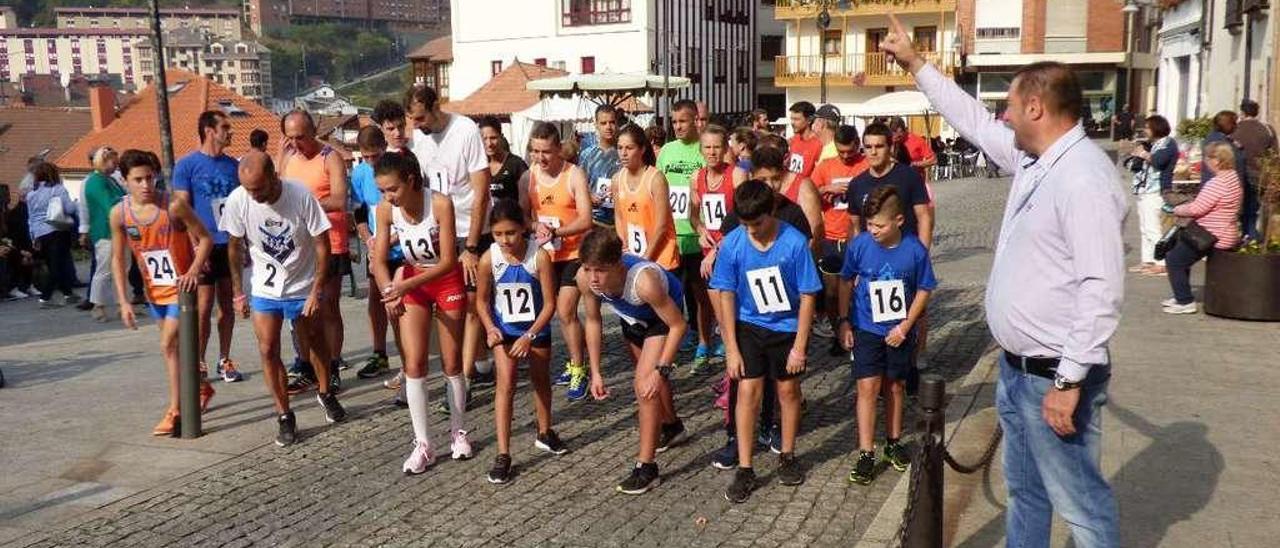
left=450, top=429, right=473, bottom=460
left=1160, top=297, right=1178, bottom=307
left=1163, top=302, right=1198, bottom=315
left=402, top=439, right=436, bottom=475
left=6, top=289, right=29, bottom=300
left=384, top=370, right=404, bottom=390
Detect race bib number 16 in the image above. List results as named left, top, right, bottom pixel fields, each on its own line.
left=869, top=279, right=907, bottom=324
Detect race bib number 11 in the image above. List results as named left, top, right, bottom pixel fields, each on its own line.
left=746, top=266, right=791, bottom=314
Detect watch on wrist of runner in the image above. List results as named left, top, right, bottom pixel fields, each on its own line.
left=1053, top=374, right=1082, bottom=391
left=523, top=331, right=536, bottom=340
left=465, top=244, right=481, bottom=255
left=656, top=362, right=676, bottom=378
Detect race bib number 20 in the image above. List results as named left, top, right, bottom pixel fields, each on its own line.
left=668, top=187, right=691, bottom=220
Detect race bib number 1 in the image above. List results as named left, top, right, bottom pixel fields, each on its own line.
left=496, top=282, right=536, bottom=323
left=869, top=279, right=908, bottom=324
left=143, top=249, right=178, bottom=287
left=210, top=197, right=228, bottom=230
left=746, top=266, right=791, bottom=314
left=427, top=168, right=449, bottom=194
left=627, top=223, right=648, bottom=255
left=668, top=187, right=691, bottom=220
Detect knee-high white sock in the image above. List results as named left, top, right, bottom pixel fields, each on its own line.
left=405, top=376, right=431, bottom=445
left=445, top=374, right=467, bottom=433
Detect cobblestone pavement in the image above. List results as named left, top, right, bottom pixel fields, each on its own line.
left=8, top=176, right=1008, bottom=547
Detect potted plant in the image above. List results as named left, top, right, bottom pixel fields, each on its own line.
left=1202, top=150, right=1280, bottom=321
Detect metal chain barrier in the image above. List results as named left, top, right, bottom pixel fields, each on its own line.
left=889, top=434, right=933, bottom=548
left=942, top=423, right=1003, bottom=474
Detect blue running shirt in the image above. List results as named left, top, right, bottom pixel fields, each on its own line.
left=840, top=232, right=937, bottom=336
left=710, top=223, right=822, bottom=333
left=489, top=240, right=549, bottom=339
left=595, top=254, right=682, bottom=327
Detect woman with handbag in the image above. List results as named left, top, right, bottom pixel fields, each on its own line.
left=25, top=161, right=81, bottom=308
left=1127, top=115, right=1177, bottom=276
left=1161, top=142, right=1243, bottom=314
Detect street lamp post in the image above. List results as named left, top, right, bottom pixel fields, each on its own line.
left=818, top=7, right=831, bottom=103
left=1118, top=0, right=1140, bottom=140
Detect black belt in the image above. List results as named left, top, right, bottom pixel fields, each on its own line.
left=1003, top=351, right=1060, bottom=380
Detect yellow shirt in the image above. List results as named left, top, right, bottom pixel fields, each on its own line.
left=819, top=140, right=838, bottom=162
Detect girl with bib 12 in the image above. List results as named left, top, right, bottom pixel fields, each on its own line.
left=474, top=199, right=568, bottom=484
left=369, top=151, right=472, bottom=475
left=109, top=149, right=215, bottom=436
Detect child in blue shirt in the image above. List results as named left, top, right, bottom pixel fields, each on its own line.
left=837, top=185, right=937, bottom=486
left=710, top=179, right=822, bottom=503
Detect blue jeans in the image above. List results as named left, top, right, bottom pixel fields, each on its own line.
left=1164, top=238, right=1209, bottom=305
left=997, top=354, right=1118, bottom=548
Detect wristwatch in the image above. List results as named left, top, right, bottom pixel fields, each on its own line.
left=465, top=244, right=482, bottom=255
left=656, top=362, right=676, bottom=379
left=1053, top=374, right=1082, bottom=391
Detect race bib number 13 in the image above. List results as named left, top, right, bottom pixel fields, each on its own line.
left=746, top=266, right=791, bottom=314
left=869, top=279, right=907, bottom=323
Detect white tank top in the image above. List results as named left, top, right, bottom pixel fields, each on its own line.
left=391, top=188, right=442, bottom=267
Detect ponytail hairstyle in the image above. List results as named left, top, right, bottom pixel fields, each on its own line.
left=618, top=123, right=657, bottom=166
left=374, top=150, right=425, bottom=191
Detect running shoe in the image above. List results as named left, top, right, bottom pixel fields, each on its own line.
left=152, top=409, right=179, bottom=437
left=451, top=430, right=473, bottom=460
left=383, top=370, right=404, bottom=390
left=487, top=454, right=513, bottom=484
left=554, top=362, right=574, bottom=386
left=471, top=367, right=496, bottom=388
left=286, top=372, right=317, bottom=395
left=724, top=467, right=756, bottom=503
left=616, top=462, right=660, bottom=495
left=317, top=392, right=347, bottom=423
left=811, top=319, right=835, bottom=339
left=1163, top=302, right=1198, bottom=315
left=689, top=344, right=712, bottom=375
left=534, top=429, right=568, bottom=455
left=199, top=380, right=215, bottom=413
left=334, top=357, right=351, bottom=371
left=848, top=451, right=877, bottom=485
left=566, top=364, right=589, bottom=402
left=777, top=452, right=805, bottom=485
left=656, top=419, right=686, bottom=453
left=276, top=411, right=297, bottom=447
left=883, top=439, right=910, bottom=472
left=39, top=299, right=62, bottom=309
left=711, top=436, right=738, bottom=470
left=712, top=340, right=726, bottom=359
left=679, top=331, right=698, bottom=353
left=218, top=358, right=244, bottom=383
left=6, top=288, right=29, bottom=300
left=1160, top=297, right=1178, bottom=308
left=328, top=367, right=342, bottom=394
left=402, top=439, right=436, bottom=475
left=768, top=423, right=783, bottom=455
left=357, top=353, right=390, bottom=379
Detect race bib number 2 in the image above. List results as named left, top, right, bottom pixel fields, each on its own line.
left=869, top=279, right=907, bottom=324
left=746, top=266, right=791, bottom=314
left=254, top=258, right=285, bottom=298
left=143, top=250, right=178, bottom=287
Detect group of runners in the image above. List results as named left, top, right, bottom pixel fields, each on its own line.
left=109, top=83, right=941, bottom=502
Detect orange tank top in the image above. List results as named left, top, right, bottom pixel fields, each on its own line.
left=284, top=145, right=349, bottom=254
left=122, top=196, right=194, bottom=306
left=614, top=166, right=679, bottom=270
left=529, top=166, right=581, bottom=262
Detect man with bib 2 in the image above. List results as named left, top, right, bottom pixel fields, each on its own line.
left=518, top=123, right=594, bottom=402
left=225, top=151, right=347, bottom=447
left=712, top=180, right=823, bottom=503
left=110, top=150, right=214, bottom=436
left=369, top=151, right=473, bottom=473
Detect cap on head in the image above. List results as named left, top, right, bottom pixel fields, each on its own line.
left=816, top=104, right=842, bottom=124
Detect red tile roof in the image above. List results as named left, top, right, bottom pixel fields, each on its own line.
left=443, top=62, right=568, bottom=117
left=0, top=106, right=92, bottom=203
left=56, top=70, right=280, bottom=173
left=407, top=35, right=452, bottom=62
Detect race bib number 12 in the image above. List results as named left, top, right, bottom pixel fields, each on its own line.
left=869, top=279, right=908, bottom=323
left=496, top=282, right=536, bottom=323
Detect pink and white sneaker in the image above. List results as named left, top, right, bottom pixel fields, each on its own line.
left=450, top=430, right=473, bottom=460
left=402, top=440, right=436, bottom=475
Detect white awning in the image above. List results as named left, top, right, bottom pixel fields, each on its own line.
left=526, top=73, right=690, bottom=97
left=844, top=91, right=935, bottom=118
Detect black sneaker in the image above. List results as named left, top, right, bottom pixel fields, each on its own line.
left=768, top=423, right=783, bottom=455
left=656, top=420, right=686, bottom=453
left=711, top=436, right=738, bottom=470
left=334, top=357, right=351, bottom=371
left=884, top=439, right=910, bottom=472
left=777, top=452, right=805, bottom=486
left=534, top=430, right=568, bottom=455
left=487, top=454, right=513, bottom=484
left=316, top=392, right=347, bottom=423
left=848, top=451, right=877, bottom=485
left=471, top=369, right=496, bottom=388
left=616, top=462, right=660, bottom=495
left=327, top=368, right=342, bottom=394
left=276, top=411, right=297, bottom=446
left=286, top=368, right=317, bottom=395
left=357, top=353, right=389, bottom=379
left=724, top=467, right=757, bottom=503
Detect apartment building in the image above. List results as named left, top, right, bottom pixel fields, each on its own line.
left=1198, top=0, right=1275, bottom=116
left=54, top=6, right=243, bottom=41
left=771, top=0, right=960, bottom=134
left=756, top=0, right=786, bottom=118
left=133, top=28, right=273, bottom=103
left=246, top=0, right=450, bottom=35
left=0, top=27, right=154, bottom=91
left=959, top=0, right=1157, bottom=131
left=450, top=0, right=757, bottom=120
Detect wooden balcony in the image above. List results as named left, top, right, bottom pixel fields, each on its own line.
left=774, top=0, right=957, bottom=19
left=774, top=51, right=957, bottom=88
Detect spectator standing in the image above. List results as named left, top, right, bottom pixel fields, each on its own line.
left=1232, top=99, right=1278, bottom=241
left=1127, top=115, right=1176, bottom=275
left=579, top=105, right=622, bottom=229
left=814, top=105, right=842, bottom=162
left=889, top=117, right=937, bottom=202
left=1112, top=104, right=1135, bottom=141
left=26, top=162, right=82, bottom=307
left=4, top=180, right=37, bottom=298
left=1162, top=142, right=1244, bottom=314
left=80, top=147, right=126, bottom=321
left=1200, top=111, right=1249, bottom=189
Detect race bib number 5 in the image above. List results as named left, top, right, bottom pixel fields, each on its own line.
left=627, top=223, right=648, bottom=255
left=143, top=250, right=178, bottom=287
left=869, top=279, right=908, bottom=324
left=668, top=187, right=691, bottom=220
left=746, top=266, right=791, bottom=314
left=496, top=282, right=536, bottom=323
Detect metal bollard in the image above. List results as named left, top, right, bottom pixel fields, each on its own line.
left=906, top=376, right=946, bottom=548
left=178, top=289, right=202, bottom=438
